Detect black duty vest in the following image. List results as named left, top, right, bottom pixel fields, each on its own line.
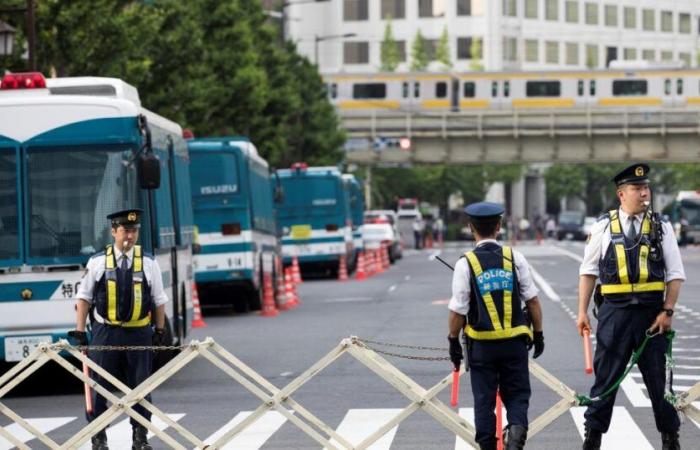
left=464, top=243, right=532, bottom=341
left=94, top=245, right=152, bottom=327
left=599, top=210, right=665, bottom=304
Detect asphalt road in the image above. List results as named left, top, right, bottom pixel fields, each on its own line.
left=3, top=241, right=700, bottom=449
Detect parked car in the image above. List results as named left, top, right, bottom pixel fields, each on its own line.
left=557, top=210, right=586, bottom=240
left=362, top=211, right=402, bottom=262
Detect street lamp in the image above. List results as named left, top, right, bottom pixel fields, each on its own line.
left=0, top=0, right=36, bottom=70
left=0, top=20, right=15, bottom=56
left=315, top=33, right=357, bottom=66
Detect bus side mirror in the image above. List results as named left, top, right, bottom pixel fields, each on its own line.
left=139, top=152, right=161, bottom=189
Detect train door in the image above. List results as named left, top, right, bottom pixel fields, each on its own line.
left=577, top=78, right=597, bottom=107
left=451, top=77, right=460, bottom=111
left=661, top=77, right=684, bottom=107
left=490, top=79, right=510, bottom=110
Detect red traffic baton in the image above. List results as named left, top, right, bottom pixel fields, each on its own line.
left=82, top=351, right=93, bottom=414
left=495, top=390, right=503, bottom=450
left=450, top=369, right=460, bottom=407
left=583, top=329, right=593, bottom=375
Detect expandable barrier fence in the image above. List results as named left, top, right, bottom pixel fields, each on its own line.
left=2, top=337, right=700, bottom=449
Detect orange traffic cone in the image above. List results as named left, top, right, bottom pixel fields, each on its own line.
left=284, top=267, right=300, bottom=308
left=355, top=251, right=368, bottom=281
left=276, top=269, right=288, bottom=308
left=292, top=256, right=303, bottom=284
left=191, top=282, right=207, bottom=328
left=382, top=244, right=390, bottom=269
left=260, top=273, right=278, bottom=317
left=338, top=255, right=348, bottom=281
left=374, top=249, right=384, bottom=274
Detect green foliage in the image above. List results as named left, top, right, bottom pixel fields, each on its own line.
left=410, top=30, right=429, bottom=72
left=436, top=26, right=452, bottom=70
left=380, top=18, right=400, bottom=72
left=469, top=37, right=483, bottom=71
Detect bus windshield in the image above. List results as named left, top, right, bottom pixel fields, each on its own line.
left=26, top=145, right=139, bottom=260
left=190, top=151, right=240, bottom=197
left=279, top=177, right=340, bottom=218
left=0, top=151, right=19, bottom=261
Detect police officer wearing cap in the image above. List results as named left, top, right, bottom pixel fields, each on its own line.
left=577, top=164, right=685, bottom=450
left=448, top=202, right=544, bottom=450
left=70, top=209, right=169, bottom=450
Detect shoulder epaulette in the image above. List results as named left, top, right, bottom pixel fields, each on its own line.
left=596, top=212, right=611, bottom=222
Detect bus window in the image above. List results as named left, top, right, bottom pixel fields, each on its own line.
left=414, top=81, right=420, bottom=98
left=402, top=82, right=409, bottom=98
left=677, top=79, right=683, bottom=95
left=504, top=81, right=510, bottom=97
left=0, top=152, right=19, bottom=261
left=577, top=80, right=584, bottom=96
left=435, top=82, right=447, bottom=98
left=664, top=79, right=671, bottom=95
left=491, top=81, right=498, bottom=97
left=352, top=83, right=387, bottom=99
left=612, top=80, right=648, bottom=96
left=590, top=80, right=596, bottom=96
left=463, top=82, right=475, bottom=98
left=526, top=81, right=561, bottom=97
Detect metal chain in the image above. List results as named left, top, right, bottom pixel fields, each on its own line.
left=356, top=338, right=447, bottom=352
left=50, top=344, right=187, bottom=352
left=354, top=337, right=450, bottom=362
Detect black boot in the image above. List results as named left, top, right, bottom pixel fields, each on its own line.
left=505, top=424, right=527, bottom=450
left=91, top=430, right=108, bottom=450
left=661, top=431, right=680, bottom=450
left=582, top=427, right=602, bottom=450
left=132, top=426, right=153, bottom=450
left=478, top=441, right=497, bottom=450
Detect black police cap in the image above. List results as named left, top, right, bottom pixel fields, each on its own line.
left=612, top=163, right=650, bottom=186
left=465, top=202, right=505, bottom=218
left=107, top=208, right=143, bottom=229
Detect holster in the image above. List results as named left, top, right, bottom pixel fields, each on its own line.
left=461, top=331, right=471, bottom=372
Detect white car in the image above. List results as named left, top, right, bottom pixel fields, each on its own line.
left=362, top=211, right=403, bottom=262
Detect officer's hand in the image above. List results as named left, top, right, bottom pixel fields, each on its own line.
left=576, top=313, right=591, bottom=337
left=448, top=336, right=462, bottom=371
left=152, top=328, right=167, bottom=347
left=531, top=331, right=544, bottom=359
left=68, top=330, right=88, bottom=346
left=649, top=312, right=672, bottom=335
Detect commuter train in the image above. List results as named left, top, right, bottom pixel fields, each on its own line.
left=324, top=67, right=700, bottom=111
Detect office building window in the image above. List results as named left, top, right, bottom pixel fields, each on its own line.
left=585, top=3, right=598, bottom=25
left=623, top=7, right=635, bottom=29
left=503, top=0, right=516, bottom=17
left=382, top=0, right=406, bottom=19
left=623, top=48, right=636, bottom=60
left=457, top=0, right=470, bottom=16
left=344, top=0, right=369, bottom=20
left=642, top=49, right=655, bottom=61
left=525, top=0, right=537, bottom=19
left=503, top=37, right=517, bottom=61
left=545, top=0, right=558, bottom=21
left=344, top=41, right=369, bottom=63
left=661, top=50, right=673, bottom=61
left=565, top=1, right=579, bottom=23
left=661, top=11, right=673, bottom=32
left=604, top=5, right=617, bottom=27
left=419, top=0, right=445, bottom=18
left=525, top=39, right=538, bottom=62
left=457, top=37, right=473, bottom=59
left=679, top=52, right=691, bottom=67
left=585, top=44, right=598, bottom=68
left=679, top=13, right=691, bottom=34
left=642, top=9, right=654, bottom=31
left=546, top=41, right=559, bottom=63
left=566, top=42, right=579, bottom=65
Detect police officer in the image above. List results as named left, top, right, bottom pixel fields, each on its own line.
left=577, top=164, right=685, bottom=450
left=70, top=209, right=169, bottom=450
left=448, top=202, right=544, bottom=450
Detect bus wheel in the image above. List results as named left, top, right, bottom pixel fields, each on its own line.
left=247, top=275, right=263, bottom=311
left=153, top=319, right=176, bottom=371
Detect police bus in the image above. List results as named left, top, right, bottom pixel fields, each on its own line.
left=188, top=137, right=279, bottom=311
left=0, top=72, right=194, bottom=362
left=666, top=190, right=700, bottom=245
left=342, top=174, right=365, bottom=270
left=275, top=164, right=353, bottom=276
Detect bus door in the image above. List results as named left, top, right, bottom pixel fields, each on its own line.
left=166, top=136, right=186, bottom=342
left=0, top=143, right=21, bottom=267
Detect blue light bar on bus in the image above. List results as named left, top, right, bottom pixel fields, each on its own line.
left=1, top=72, right=47, bottom=90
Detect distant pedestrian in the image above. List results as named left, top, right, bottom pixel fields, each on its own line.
left=412, top=217, right=424, bottom=249
left=546, top=217, right=556, bottom=239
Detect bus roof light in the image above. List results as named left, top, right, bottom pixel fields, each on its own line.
left=182, top=128, right=195, bottom=139
left=0, top=72, right=47, bottom=90
left=291, top=162, right=308, bottom=171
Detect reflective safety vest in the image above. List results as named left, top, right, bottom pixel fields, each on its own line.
left=464, top=243, right=533, bottom=341
left=599, top=210, right=665, bottom=301
left=94, top=245, right=152, bottom=327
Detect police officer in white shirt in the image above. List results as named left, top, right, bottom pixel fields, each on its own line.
left=576, top=164, right=685, bottom=450
left=70, top=208, right=169, bottom=450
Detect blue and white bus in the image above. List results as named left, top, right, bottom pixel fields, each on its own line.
left=0, top=72, right=194, bottom=362
left=188, top=137, right=279, bottom=311
left=276, top=163, right=353, bottom=276
left=342, top=174, right=365, bottom=269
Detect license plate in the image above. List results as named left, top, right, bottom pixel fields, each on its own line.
left=5, top=335, right=52, bottom=362
left=291, top=225, right=312, bottom=240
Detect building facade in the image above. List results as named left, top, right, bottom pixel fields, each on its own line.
left=287, top=0, right=700, bottom=73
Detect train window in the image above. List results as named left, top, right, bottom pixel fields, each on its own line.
left=352, top=83, right=387, bottom=99
left=435, top=82, right=448, bottom=98
left=504, top=81, right=510, bottom=97
left=590, top=80, right=596, bottom=96
left=414, top=82, right=421, bottom=98
left=577, top=80, right=584, bottom=96
left=664, top=79, right=671, bottom=96
left=491, top=81, right=498, bottom=97
left=526, top=81, right=561, bottom=97
left=677, top=79, right=683, bottom=95
left=463, top=82, right=476, bottom=98
left=612, top=80, right=647, bottom=96
left=331, top=83, right=338, bottom=99
left=402, top=82, right=409, bottom=98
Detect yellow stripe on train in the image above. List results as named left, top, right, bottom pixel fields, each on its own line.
left=422, top=99, right=451, bottom=108
left=598, top=97, right=662, bottom=106
left=512, top=98, right=575, bottom=108
left=460, top=99, right=490, bottom=108
left=338, top=100, right=401, bottom=110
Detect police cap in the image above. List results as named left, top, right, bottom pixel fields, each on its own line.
left=465, top=202, right=505, bottom=218
left=612, top=163, right=650, bottom=186
left=107, top=208, right=143, bottom=229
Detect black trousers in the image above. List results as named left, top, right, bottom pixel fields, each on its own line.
left=584, top=302, right=679, bottom=433
left=469, top=337, right=531, bottom=446
left=88, top=323, right=153, bottom=429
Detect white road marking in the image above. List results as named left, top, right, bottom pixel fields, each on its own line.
left=388, top=285, right=397, bottom=292
left=454, top=407, right=509, bottom=450
left=675, top=355, right=700, bottom=361
left=78, top=414, right=184, bottom=450
left=620, top=377, right=651, bottom=407
left=675, top=335, right=700, bottom=340
left=552, top=246, right=584, bottom=263
left=201, top=410, right=289, bottom=449
left=631, top=372, right=700, bottom=381
left=0, top=417, right=76, bottom=450
left=529, top=266, right=561, bottom=302
left=326, top=409, right=401, bottom=450
left=570, top=406, right=653, bottom=449
left=405, top=275, right=411, bottom=281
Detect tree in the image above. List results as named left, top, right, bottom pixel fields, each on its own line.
left=436, top=26, right=452, bottom=70
left=469, top=37, right=484, bottom=71
left=380, top=18, right=400, bottom=72
left=410, top=30, right=429, bottom=72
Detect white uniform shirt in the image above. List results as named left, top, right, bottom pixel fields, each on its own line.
left=448, top=239, right=539, bottom=316
left=76, top=245, right=170, bottom=306
left=579, top=208, right=686, bottom=282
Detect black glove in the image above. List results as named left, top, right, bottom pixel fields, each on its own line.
left=152, top=328, right=167, bottom=346
left=448, top=336, right=463, bottom=371
left=68, top=330, right=88, bottom=346
left=528, top=331, right=544, bottom=359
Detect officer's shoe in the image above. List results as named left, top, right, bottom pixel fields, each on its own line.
left=478, top=441, right=497, bottom=450
left=131, top=426, right=153, bottom=450
left=504, top=425, right=527, bottom=450
left=661, top=431, right=680, bottom=450
left=91, top=430, right=108, bottom=450
left=582, top=427, right=602, bottom=450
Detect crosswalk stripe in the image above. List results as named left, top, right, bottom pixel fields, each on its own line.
left=570, top=406, right=653, bottom=449
left=201, top=411, right=289, bottom=449
left=454, top=407, right=509, bottom=450
left=0, top=417, right=76, bottom=450
left=77, top=414, right=184, bottom=450
left=326, top=408, right=402, bottom=450
left=620, top=377, right=651, bottom=407
left=631, top=372, right=700, bottom=381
